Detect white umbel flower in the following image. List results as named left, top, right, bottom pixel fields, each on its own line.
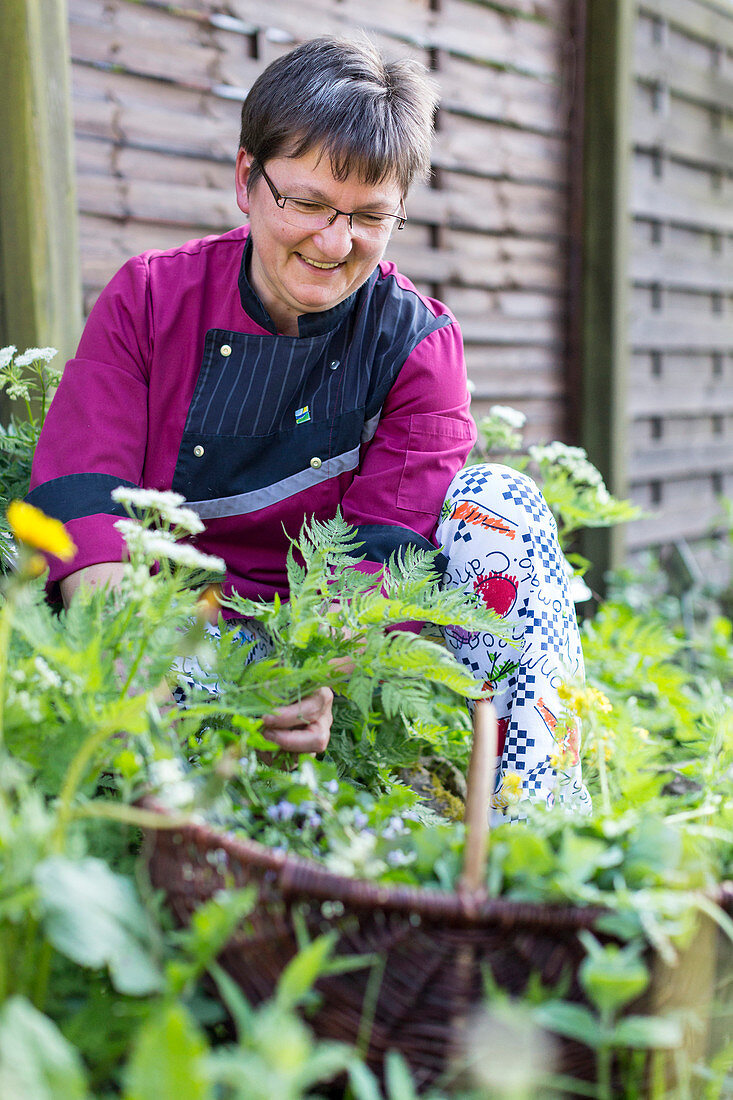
left=489, top=404, right=527, bottom=429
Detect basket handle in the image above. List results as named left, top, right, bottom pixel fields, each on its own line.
left=459, top=700, right=498, bottom=896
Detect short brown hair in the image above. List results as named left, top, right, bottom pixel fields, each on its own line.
left=239, top=36, right=438, bottom=195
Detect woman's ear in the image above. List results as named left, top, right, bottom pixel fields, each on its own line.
left=235, top=149, right=253, bottom=215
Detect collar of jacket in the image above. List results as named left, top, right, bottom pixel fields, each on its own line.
left=237, top=231, right=372, bottom=338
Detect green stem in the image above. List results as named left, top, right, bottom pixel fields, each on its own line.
left=596, top=1010, right=614, bottom=1100
left=32, top=941, right=53, bottom=1010
left=0, top=922, right=10, bottom=1002
left=0, top=597, right=14, bottom=749
left=597, top=738, right=611, bottom=817
left=71, top=800, right=190, bottom=831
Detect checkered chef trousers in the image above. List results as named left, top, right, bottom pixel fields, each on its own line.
left=438, top=464, right=591, bottom=817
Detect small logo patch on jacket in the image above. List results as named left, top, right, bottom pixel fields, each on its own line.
left=295, top=406, right=311, bottom=424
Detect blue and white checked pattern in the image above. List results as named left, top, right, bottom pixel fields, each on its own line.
left=438, top=463, right=591, bottom=820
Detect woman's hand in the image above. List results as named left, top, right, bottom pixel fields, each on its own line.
left=261, top=687, right=334, bottom=754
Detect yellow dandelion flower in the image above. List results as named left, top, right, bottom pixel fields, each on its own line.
left=7, top=501, right=76, bottom=561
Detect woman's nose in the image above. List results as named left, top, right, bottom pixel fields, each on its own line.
left=310, top=213, right=354, bottom=256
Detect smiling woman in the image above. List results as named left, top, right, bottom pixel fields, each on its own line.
left=235, top=146, right=405, bottom=335
left=27, top=34, right=589, bottom=811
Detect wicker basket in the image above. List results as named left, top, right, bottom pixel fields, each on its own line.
left=144, top=705, right=733, bottom=1091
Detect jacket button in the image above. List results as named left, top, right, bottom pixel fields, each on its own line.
left=194, top=445, right=205, bottom=457
left=220, top=344, right=232, bottom=357
left=310, top=456, right=322, bottom=469
left=329, top=359, right=339, bottom=370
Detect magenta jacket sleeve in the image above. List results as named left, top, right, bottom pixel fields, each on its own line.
left=340, top=318, right=476, bottom=564
left=27, top=256, right=152, bottom=585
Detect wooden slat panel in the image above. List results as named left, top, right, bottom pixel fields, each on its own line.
left=438, top=53, right=568, bottom=135
left=433, top=118, right=567, bottom=183
left=630, top=312, right=733, bottom=351
left=460, top=314, right=563, bottom=346
left=628, top=388, right=733, bottom=419
left=436, top=171, right=567, bottom=236
left=75, top=98, right=237, bottom=162
left=632, top=174, right=733, bottom=234
left=76, top=173, right=239, bottom=229
left=630, top=439, right=733, bottom=480
left=634, top=42, right=733, bottom=113
left=638, top=0, right=733, bottom=53
left=68, top=0, right=574, bottom=461
left=69, top=1, right=220, bottom=89
left=625, top=497, right=726, bottom=549
left=632, top=100, right=733, bottom=170
left=630, top=242, right=733, bottom=293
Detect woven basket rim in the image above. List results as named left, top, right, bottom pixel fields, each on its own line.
left=141, top=797, right=733, bottom=929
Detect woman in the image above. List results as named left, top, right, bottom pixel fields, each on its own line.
left=28, top=36, right=588, bottom=811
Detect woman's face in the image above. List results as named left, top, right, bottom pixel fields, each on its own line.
left=235, top=147, right=403, bottom=336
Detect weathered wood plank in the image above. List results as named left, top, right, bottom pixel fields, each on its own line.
left=625, top=498, right=727, bottom=550
left=628, top=387, right=733, bottom=418
left=438, top=53, right=569, bottom=136
left=634, top=42, right=733, bottom=114
left=632, top=100, right=733, bottom=171
left=630, top=440, right=733, bottom=481
left=578, top=0, right=635, bottom=584
left=0, top=0, right=82, bottom=364
left=632, top=173, right=733, bottom=235
left=630, top=242, right=733, bottom=293
left=225, top=0, right=562, bottom=78
left=433, top=118, right=567, bottom=183
left=630, top=312, right=733, bottom=351
left=637, top=0, right=733, bottom=54
left=460, top=314, right=563, bottom=345
left=470, top=395, right=565, bottom=444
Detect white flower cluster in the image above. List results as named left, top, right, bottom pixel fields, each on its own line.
left=0, top=346, right=17, bottom=369
left=528, top=442, right=611, bottom=503
left=7, top=688, right=42, bottom=723
left=110, top=486, right=205, bottom=535
left=13, top=346, right=58, bottom=367
left=489, top=404, right=527, bottom=430
left=114, top=519, right=225, bottom=572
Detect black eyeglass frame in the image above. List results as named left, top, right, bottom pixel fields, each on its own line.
left=254, top=160, right=407, bottom=234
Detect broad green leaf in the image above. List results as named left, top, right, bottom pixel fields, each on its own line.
left=35, top=856, right=162, bottom=995
left=123, top=1004, right=213, bottom=1100
left=347, top=1058, right=383, bottom=1100
left=385, top=1050, right=420, bottom=1099
left=534, top=1001, right=602, bottom=1048
left=275, top=931, right=338, bottom=1011
left=612, top=1014, right=683, bottom=1050
left=0, top=996, right=88, bottom=1100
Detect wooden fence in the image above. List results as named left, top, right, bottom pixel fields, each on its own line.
left=67, top=0, right=577, bottom=444
left=626, top=0, right=733, bottom=565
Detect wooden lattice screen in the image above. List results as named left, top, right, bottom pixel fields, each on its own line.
left=626, top=0, right=733, bottom=566
left=67, top=0, right=577, bottom=444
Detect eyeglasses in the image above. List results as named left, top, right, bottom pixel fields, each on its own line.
left=254, top=161, right=407, bottom=240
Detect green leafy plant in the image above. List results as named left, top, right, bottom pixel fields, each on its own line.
left=0, top=346, right=62, bottom=570
left=473, top=406, right=641, bottom=575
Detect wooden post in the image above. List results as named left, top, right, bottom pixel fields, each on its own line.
left=573, top=0, right=635, bottom=596
left=0, top=0, right=82, bottom=376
